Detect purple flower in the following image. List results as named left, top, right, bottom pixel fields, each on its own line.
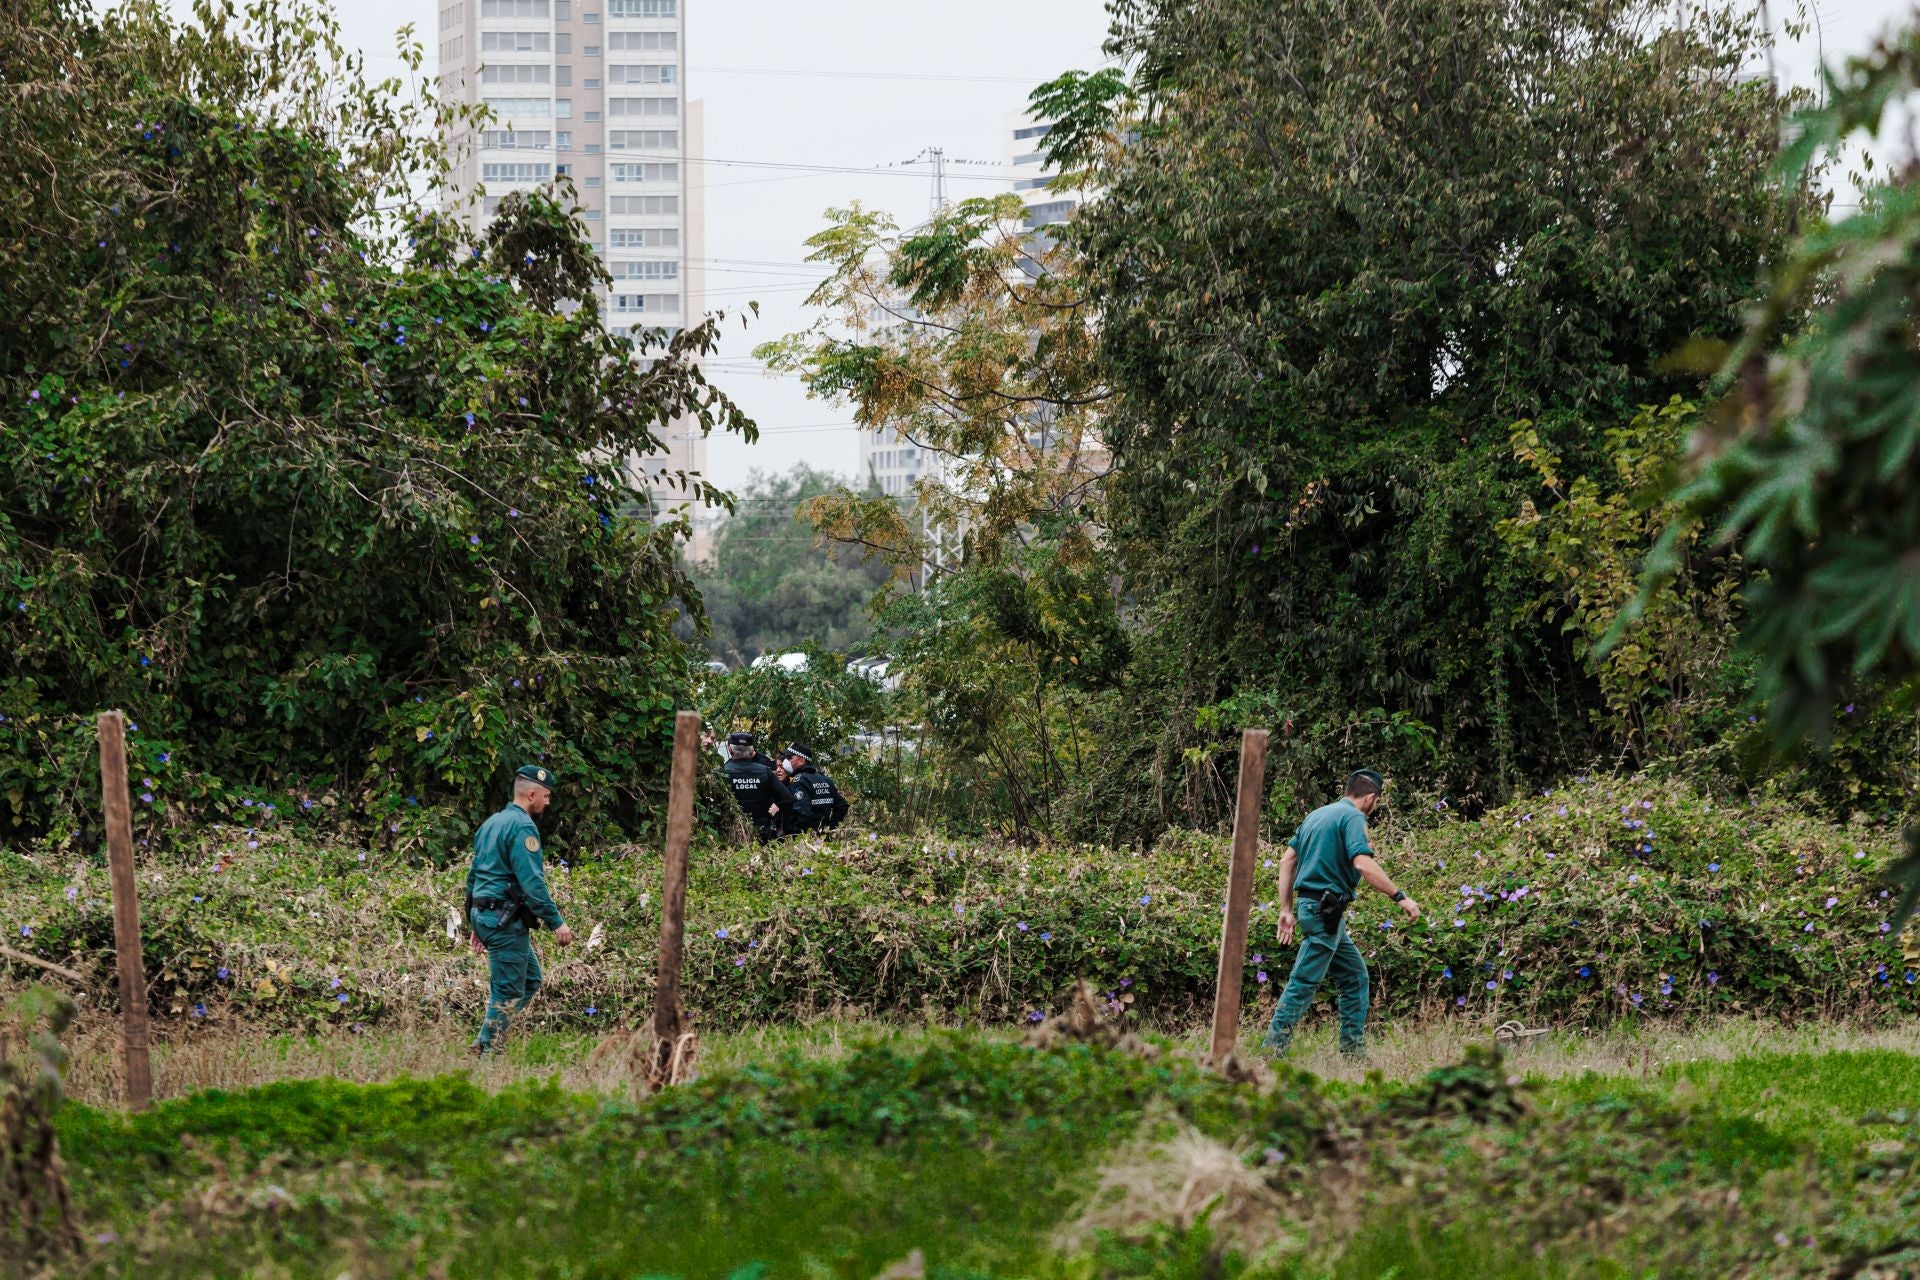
left=1119, top=977, right=1133, bottom=988
left=18, top=925, right=29, bottom=938
left=715, top=928, right=728, bottom=939
left=192, top=1003, right=206, bottom=1017
left=1138, top=894, right=1151, bottom=906
left=1486, top=980, right=1497, bottom=990
left=1251, top=954, right=1264, bottom=964
left=1455, top=996, right=1467, bottom=1007
left=1881, top=922, right=1892, bottom=934
left=1502, top=969, right=1513, bottom=980
left=1707, top=971, right=1719, bottom=985
left=1578, top=966, right=1591, bottom=978
left=1708, top=862, right=1720, bottom=872
left=64, top=886, right=77, bottom=901
left=732, top=956, right=746, bottom=967
left=1825, top=897, right=1838, bottom=909
left=330, top=976, right=342, bottom=989
left=1028, top=1010, right=1045, bottom=1023
left=247, top=840, right=259, bottom=849
left=1016, top=921, right=1029, bottom=932
left=140, top=792, right=153, bottom=803
left=1039, top=931, right=1052, bottom=942
left=1641, top=800, right=1653, bottom=810
left=508, top=508, right=521, bottom=518
left=217, top=967, right=230, bottom=980
left=1804, top=923, right=1815, bottom=933
left=337, top=993, right=349, bottom=1003
left=469, top=535, right=480, bottom=546
left=1629, top=992, right=1644, bottom=1006
left=586, top=1005, right=597, bottom=1015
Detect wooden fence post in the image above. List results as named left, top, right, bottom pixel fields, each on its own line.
left=97, top=710, right=152, bottom=1109
left=645, top=709, right=700, bottom=1090
left=1210, top=728, right=1270, bottom=1064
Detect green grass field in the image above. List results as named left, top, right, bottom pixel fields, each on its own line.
left=19, top=1015, right=1920, bottom=1280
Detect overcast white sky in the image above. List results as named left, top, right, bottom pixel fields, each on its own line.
left=166, top=0, right=1915, bottom=490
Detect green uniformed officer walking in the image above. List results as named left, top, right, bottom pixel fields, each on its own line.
left=466, top=764, right=574, bottom=1055
left=1262, top=769, right=1420, bottom=1060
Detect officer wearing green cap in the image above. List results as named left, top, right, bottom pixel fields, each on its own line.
left=1262, top=769, right=1419, bottom=1060
left=465, top=764, right=573, bottom=1055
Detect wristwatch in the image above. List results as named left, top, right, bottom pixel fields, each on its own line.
left=1391, top=890, right=1408, bottom=902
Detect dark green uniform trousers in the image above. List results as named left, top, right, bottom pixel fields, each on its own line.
left=472, top=911, right=543, bottom=1052
left=1262, top=896, right=1371, bottom=1057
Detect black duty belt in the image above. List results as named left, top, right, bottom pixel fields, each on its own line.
left=472, top=898, right=515, bottom=912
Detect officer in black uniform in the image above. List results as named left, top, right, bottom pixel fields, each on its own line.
left=721, top=730, right=804, bottom=842
left=780, top=743, right=849, bottom=832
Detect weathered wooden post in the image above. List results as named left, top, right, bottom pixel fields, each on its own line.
left=97, top=711, right=152, bottom=1109
left=1209, top=728, right=1270, bottom=1064
left=645, top=709, right=700, bottom=1090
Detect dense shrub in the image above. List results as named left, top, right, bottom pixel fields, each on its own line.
left=2, top=779, right=1908, bottom=1034
left=0, top=0, right=750, bottom=848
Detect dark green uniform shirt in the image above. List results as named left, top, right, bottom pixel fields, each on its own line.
left=1288, top=798, right=1375, bottom=898
left=465, top=802, right=564, bottom=929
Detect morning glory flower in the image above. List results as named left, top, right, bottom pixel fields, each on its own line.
left=1256, top=970, right=1268, bottom=983
left=732, top=956, right=746, bottom=967
left=1825, top=897, right=1838, bottom=909
left=715, top=928, right=729, bottom=939
left=1039, top=931, right=1052, bottom=942
left=1578, top=966, right=1591, bottom=978
left=1485, top=981, right=1497, bottom=990
left=330, top=977, right=342, bottom=989
left=1016, top=922, right=1029, bottom=932
left=337, top=993, right=349, bottom=1003
left=192, top=1004, right=206, bottom=1017
left=469, top=535, right=480, bottom=546
left=18, top=925, right=30, bottom=938
left=1027, top=1010, right=1044, bottom=1023
left=1629, top=992, right=1644, bottom=1005
left=65, top=886, right=77, bottom=902
left=1706, top=971, right=1719, bottom=985
left=586, top=1005, right=597, bottom=1015
left=1139, top=894, right=1151, bottom=906
left=217, top=967, right=230, bottom=980
left=1708, top=862, right=1720, bottom=872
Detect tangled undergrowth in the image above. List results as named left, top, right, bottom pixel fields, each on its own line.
left=0, top=778, right=1910, bottom=1044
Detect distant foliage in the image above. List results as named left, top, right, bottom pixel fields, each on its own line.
left=0, top=1, right=752, bottom=847
left=1071, top=0, right=1806, bottom=820
left=1502, top=398, right=1748, bottom=763
left=689, top=468, right=890, bottom=664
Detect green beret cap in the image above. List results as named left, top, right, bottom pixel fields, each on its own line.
left=516, top=764, right=556, bottom=790
left=1349, top=768, right=1385, bottom=791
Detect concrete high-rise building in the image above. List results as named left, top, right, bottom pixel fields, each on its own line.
left=1003, top=108, right=1086, bottom=231
left=437, top=0, right=716, bottom=559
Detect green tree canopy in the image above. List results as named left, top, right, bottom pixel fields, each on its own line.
left=0, top=0, right=753, bottom=847
left=1068, top=0, right=1806, bottom=815
left=690, top=467, right=890, bottom=664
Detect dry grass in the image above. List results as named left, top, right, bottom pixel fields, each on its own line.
left=1055, top=1118, right=1292, bottom=1260
left=47, top=998, right=1920, bottom=1110
left=1211, top=1013, right=1920, bottom=1085
left=52, top=1007, right=922, bottom=1106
